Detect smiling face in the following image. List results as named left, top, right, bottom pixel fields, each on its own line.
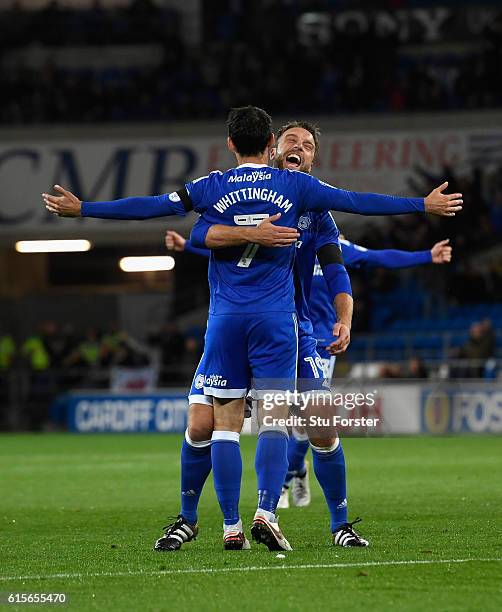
left=273, top=126, right=317, bottom=174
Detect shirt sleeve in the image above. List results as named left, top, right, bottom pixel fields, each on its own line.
left=316, top=244, right=352, bottom=301
left=297, top=173, right=425, bottom=215
left=341, top=240, right=432, bottom=269
left=314, top=211, right=341, bottom=251
left=320, top=262, right=352, bottom=300
left=185, top=173, right=219, bottom=214
left=189, top=216, right=212, bottom=249
left=81, top=187, right=192, bottom=220
left=185, top=239, right=211, bottom=258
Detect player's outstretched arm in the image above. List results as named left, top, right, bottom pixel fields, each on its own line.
left=165, top=230, right=210, bottom=258
left=301, top=175, right=462, bottom=217
left=341, top=238, right=452, bottom=269
left=193, top=213, right=299, bottom=249
left=43, top=185, right=189, bottom=219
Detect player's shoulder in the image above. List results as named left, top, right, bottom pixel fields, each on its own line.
left=282, top=168, right=314, bottom=181
left=276, top=168, right=321, bottom=199
left=190, top=170, right=223, bottom=186
left=289, top=171, right=340, bottom=198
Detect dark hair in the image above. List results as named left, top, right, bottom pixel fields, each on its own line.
left=276, top=120, right=321, bottom=156
left=227, top=106, right=273, bottom=156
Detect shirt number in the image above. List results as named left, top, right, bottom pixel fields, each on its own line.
left=234, top=214, right=269, bottom=268
left=304, top=356, right=325, bottom=378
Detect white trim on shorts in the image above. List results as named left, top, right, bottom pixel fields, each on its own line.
left=203, top=386, right=248, bottom=398
left=188, top=394, right=213, bottom=406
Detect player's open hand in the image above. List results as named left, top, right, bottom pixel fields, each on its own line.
left=43, top=185, right=82, bottom=217
left=251, top=213, right=299, bottom=247
left=424, top=182, right=462, bottom=216
left=431, top=238, right=452, bottom=263
left=165, top=230, right=186, bottom=252
left=327, top=322, right=350, bottom=355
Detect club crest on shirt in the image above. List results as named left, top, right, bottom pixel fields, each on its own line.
left=298, top=215, right=311, bottom=230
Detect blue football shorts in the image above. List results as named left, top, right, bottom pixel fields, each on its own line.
left=316, top=343, right=337, bottom=380
left=297, top=332, right=333, bottom=393
left=188, top=319, right=337, bottom=405
left=190, top=311, right=299, bottom=400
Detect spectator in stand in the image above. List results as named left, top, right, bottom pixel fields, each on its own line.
left=100, top=324, right=126, bottom=367
left=453, top=320, right=496, bottom=378
left=39, top=321, right=73, bottom=368
left=21, top=326, right=50, bottom=371
left=68, top=327, right=101, bottom=369
left=378, top=356, right=428, bottom=379
left=479, top=319, right=496, bottom=358
left=407, top=356, right=428, bottom=379
left=378, top=363, right=402, bottom=378
left=0, top=332, right=16, bottom=370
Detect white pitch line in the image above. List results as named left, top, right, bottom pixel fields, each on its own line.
left=1, top=558, right=501, bottom=582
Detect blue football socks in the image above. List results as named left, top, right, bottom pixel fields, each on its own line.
left=311, top=439, right=348, bottom=531
left=180, top=431, right=212, bottom=524
left=211, top=431, right=242, bottom=525
left=255, top=430, right=289, bottom=516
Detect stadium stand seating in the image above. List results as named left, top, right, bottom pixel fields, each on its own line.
left=347, top=303, right=502, bottom=365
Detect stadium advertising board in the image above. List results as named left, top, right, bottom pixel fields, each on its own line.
left=308, top=382, right=502, bottom=435
left=297, top=6, right=501, bottom=45
left=65, top=383, right=502, bottom=434
left=1, top=128, right=500, bottom=242
left=67, top=392, right=188, bottom=433
left=329, top=382, right=502, bottom=434
left=421, top=384, right=502, bottom=434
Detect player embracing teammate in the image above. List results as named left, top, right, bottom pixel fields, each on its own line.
left=43, top=106, right=462, bottom=551
left=161, top=118, right=454, bottom=550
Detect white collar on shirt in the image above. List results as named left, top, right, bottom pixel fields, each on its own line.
left=236, top=163, right=270, bottom=169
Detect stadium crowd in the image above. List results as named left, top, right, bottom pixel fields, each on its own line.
left=0, top=320, right=204, bottom=428
left=0, top=321, right=203, bottom=383
left=0, top=0, right=179, bottom=48
left=378, top=318, right=497, bottom=378
left=1, top=0, right=502, bottom=123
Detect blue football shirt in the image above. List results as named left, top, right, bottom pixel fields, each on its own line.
left=293, top=212, right=341, bottom=338
left=187, top=163, right=422, bottom=315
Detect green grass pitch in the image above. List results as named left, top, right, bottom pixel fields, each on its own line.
left=1, top=434, right=502, bottom=611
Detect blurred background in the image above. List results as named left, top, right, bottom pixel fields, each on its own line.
left=0, top=0, right=501, bottom=433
